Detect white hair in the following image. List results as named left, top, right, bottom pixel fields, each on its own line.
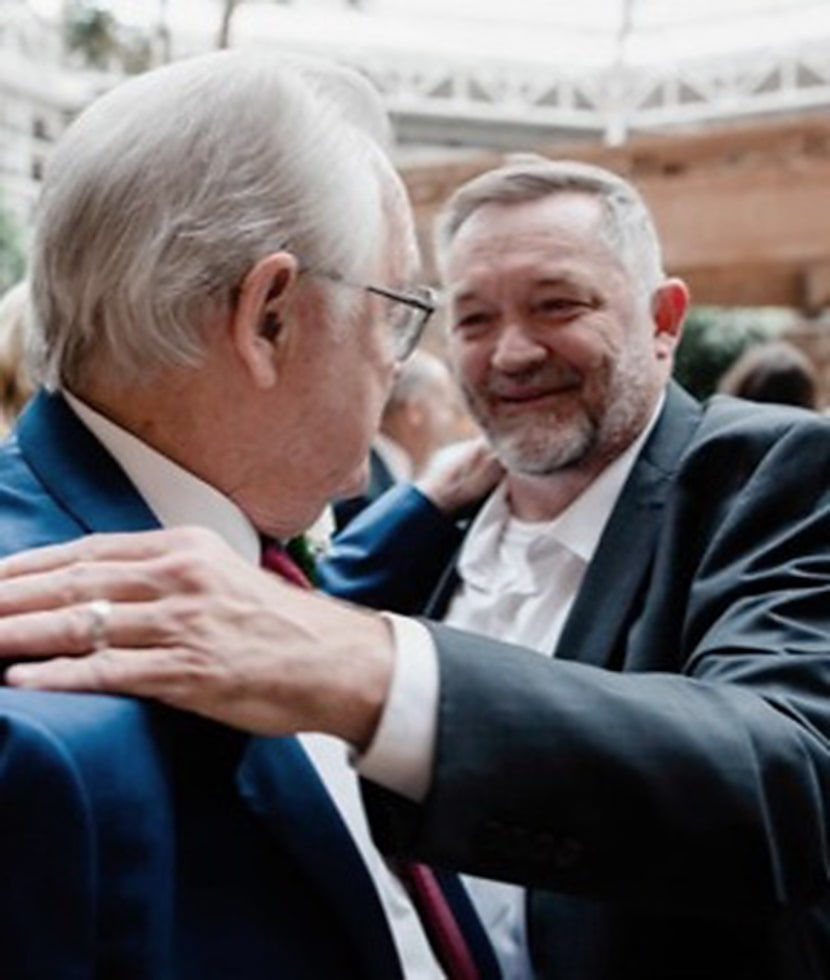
left=29, top=49, right=397, bottom=389
left=434, top=154, right=665, bottom=296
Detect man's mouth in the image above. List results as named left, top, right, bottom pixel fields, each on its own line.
left=491, top=381, right=581, bottom=405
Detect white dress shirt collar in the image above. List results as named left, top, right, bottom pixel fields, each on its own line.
left=63, top=390, right=260, bottom=565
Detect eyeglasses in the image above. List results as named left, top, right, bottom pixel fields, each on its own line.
left=305, top=269, right=436, bottom=361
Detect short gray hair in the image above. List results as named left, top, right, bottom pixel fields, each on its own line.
left=384, top=349, right=450, bottom=415
left=434, top=154, right=665, bottom=294
left=29, top=50, right=396, bottom=390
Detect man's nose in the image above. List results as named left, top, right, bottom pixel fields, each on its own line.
left=491, top=321, right=548, bottom=373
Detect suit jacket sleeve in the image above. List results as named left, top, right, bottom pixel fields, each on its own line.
left=0, top=710, right=95, bottom=978
left=320, top=483, right=463, bottom=614
left=369, top=408, right=830, bottom=917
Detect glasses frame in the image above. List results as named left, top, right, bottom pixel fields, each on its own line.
left=305, top=268, right=436, bottom=361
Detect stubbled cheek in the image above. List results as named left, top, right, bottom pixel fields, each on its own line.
left=452, top=346, right=483, bottom=378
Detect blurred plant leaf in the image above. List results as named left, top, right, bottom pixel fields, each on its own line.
left=673, top=307, right=791, bottom=400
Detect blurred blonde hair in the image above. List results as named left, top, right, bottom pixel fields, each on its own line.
left=0, top=281, right=34, bottom=434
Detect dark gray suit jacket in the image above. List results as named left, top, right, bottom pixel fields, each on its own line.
left=322, top=382, right=830, bottom=980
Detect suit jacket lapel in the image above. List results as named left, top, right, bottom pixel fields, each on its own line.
left=236, top=737, right=404, bottom=980
left=17, top=391, right=160, bottom=535
left=554, top=383, right=703, bottom=668
left=426, top=560, right=463, bottom=620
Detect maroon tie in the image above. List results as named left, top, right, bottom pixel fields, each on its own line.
left=396, top=862, right=481, bottom=980
left=260, top=538, right=314, bottom=589
left=259, top=537, right=481, bottom=980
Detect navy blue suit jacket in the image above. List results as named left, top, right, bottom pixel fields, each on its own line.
left=321, top=383, right=830, bottom=980
left=333, top=446, right=397, bottom=532
left=0, top=391, right=498, bottom=979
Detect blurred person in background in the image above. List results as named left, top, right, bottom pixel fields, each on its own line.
left=335, top=348, right=464, bottom=529
left=716, top=338, right=820, bottom=409
left=0, top=279, right=34, bottom=433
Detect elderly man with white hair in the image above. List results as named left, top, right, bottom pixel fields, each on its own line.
left=0, top=50, right=500, bottom=980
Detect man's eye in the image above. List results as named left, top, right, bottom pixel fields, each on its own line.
left=534, top=298, right=583, bottom=316
left=453, top=311, right=492, bottom=331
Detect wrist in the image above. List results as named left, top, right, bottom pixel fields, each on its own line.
left=310, top=605, right=396, bottom=749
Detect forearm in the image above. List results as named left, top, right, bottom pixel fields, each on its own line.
left=320, top=483, right=463, bottom=613
left=379, top=623, right=830, bottom=911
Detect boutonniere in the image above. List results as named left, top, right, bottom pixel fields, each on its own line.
left=286, top=505, right=334, bottom=586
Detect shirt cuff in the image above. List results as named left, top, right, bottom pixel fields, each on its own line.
left=355, top=613, right=439, bottom=802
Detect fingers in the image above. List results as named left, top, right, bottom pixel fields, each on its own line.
left=416, top=438, right=504, bottom=513
left=4, top=646, right=289, bottom=737
left=0, top=526, right=223, bottom=581
left=0, top=561, right=166, bottom=616
left=470, top=452, right=505, bottom=491
left=0, top=598, right=180, bottom=659
left=0, top=565, right=392, bottom=742
left=5, top=646, right=195, bottom=699
left=0, top=528, right=241, bottom=617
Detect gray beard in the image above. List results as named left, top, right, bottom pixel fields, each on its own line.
left=467, top=350, right=659, bottom=478
left=486, top=411, right=597, bottom=476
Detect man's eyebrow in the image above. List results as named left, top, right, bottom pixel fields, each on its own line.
left=530, top=275, right=583, bottom=289
left=449, top=275, right=582, bottom=304
left=446, top=287, right=483, bottom=306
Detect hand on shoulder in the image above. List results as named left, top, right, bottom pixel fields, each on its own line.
left=416, top=438, right=503, bottom=515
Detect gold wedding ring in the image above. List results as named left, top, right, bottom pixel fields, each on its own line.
left=86, top=599, right=113, bottom=652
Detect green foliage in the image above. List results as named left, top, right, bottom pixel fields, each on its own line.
left=64, top=2, right=119, bottom=69
left=119, top=35, right=154, bottom=75
left=673, top=307, right=790, bottom=400
left=63, top=1, right=154, bottom=74
left=0, top=200, right=26, bottom=295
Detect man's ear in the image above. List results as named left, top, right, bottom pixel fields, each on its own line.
left=651, top=278, right=689, bottom=361
left=231, top=252, right=299, bottom=389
